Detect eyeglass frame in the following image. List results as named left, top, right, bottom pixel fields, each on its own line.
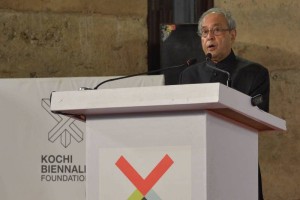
left=198, top=26, right=232, bottom=38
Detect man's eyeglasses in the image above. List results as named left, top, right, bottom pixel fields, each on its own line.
left=199, top=27, right=231, bottom=38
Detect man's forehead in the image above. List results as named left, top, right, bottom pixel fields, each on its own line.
left=201, top=23, right=223, bottom=28
left=201, top=13, right=227, bottom=27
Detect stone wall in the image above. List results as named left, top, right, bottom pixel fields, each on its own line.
left=215, top=1, right=300, bottom=199
left=0, top=1, right=147, bottom=78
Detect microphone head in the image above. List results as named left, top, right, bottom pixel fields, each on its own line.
left=206, top=53, right=212, bottom=61
left=186, top=58, right=197, bottom=66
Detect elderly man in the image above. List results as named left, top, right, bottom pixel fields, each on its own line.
left=180, top=7, right=268, bottom=200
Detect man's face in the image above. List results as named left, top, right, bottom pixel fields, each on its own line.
left=200, top=13, right=236, bottom=63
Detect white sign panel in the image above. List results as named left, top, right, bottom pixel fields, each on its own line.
left=0, top=76, right=163, bottom=200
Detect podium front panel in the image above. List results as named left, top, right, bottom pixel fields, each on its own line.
left=85, top=110, right=258, bottom=200
left=86, top=111, right=207, bottom=199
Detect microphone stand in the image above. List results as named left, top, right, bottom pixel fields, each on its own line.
left=205, top=53, right=231, bottom=87
left=94, top=64, right=184, bottom=90
left=80, top=59, right=197, bottom=90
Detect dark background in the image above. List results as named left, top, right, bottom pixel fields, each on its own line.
left=160, top=23, right=205, bottom=85
left=147, top=0, right=213, bottom=84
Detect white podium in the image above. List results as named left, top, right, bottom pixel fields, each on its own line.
left=50, top=83, right=286, bottom=200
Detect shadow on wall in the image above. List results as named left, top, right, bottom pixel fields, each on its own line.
left=233, top=42, right=300, bottom=71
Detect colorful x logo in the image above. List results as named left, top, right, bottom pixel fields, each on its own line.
left=116, top=154, right=174, bottom=200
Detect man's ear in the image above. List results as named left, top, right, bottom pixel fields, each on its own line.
left=230, top=29, right=237, bottom=42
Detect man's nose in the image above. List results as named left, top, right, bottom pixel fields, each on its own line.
left=207, top=31, right=215, bottom=39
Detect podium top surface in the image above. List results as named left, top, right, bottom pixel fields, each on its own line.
left=50, top=83, right=286, bottom=131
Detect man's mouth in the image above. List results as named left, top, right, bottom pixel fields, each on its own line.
left=207, top=44, right=216, bottom=50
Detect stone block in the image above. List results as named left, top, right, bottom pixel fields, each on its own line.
left=0, top=0, right=147, bottom=17
left=0, top=11, right=147, bottom=78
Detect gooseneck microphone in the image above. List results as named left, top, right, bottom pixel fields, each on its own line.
left=205, top=53, right=231, bottom=87
left=80, top=58, right=197, bottom=90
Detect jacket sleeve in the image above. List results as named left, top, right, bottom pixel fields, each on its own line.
left=232, top=63, right=270, bottom=112
left=248, top=66, right=270, bottom=112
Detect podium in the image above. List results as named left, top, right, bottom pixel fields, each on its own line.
left=50, top=83, right=286, bottom=200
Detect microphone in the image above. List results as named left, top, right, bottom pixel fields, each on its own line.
left=251, top=94, right=263, bottom=107
left=80, top=58, right=197, bottom=90
left=205, top=53, right=231, bottom=87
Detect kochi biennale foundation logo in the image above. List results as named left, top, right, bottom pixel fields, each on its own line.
left=41, top=98, right=84, bottom=148
left=116, top=154, right=174, bottom=200
left=40, top=98, right=86, bottom=182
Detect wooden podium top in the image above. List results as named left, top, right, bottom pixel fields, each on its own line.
left=50, top=83, right=286, bottom=131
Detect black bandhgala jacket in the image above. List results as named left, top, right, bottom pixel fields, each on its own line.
left=179, top=50, right=269, bottom=112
